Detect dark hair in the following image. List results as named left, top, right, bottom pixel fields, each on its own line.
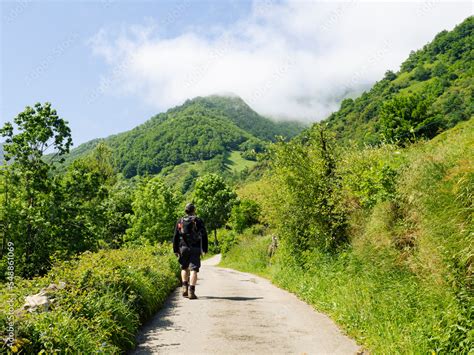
left=185, top=203, right=196, bottom=214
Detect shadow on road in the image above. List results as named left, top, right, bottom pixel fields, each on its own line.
left=199, top=296, right=263, bottom=301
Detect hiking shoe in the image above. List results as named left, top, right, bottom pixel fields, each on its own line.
left=188, top=289, right=197, bottom=300
left=182, top=285, right=188, bottom=297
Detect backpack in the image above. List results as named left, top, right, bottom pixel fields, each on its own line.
left=178, top=216, right=201, bottom=245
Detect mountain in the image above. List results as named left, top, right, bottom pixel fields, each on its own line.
left=321, top=16, right=473, bottom=145
left=63, top=95, right=305, bottom=178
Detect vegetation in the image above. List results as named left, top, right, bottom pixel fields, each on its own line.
left=230, top=198, right=261, bottom=233
left=193, top=174, right=237, bottom=246
left=223, top=118, right=473, bottom=353
left=125, top=176, right=179, bottom=244
left=0, top=245, right=179, bottom=353
left=221, top=19, right=473, bottom=353
left=60, top=95, right=304, bottom=178
left=1, top=15, right=472, bottom=355
left=323, top=17, right=473, bottom=145
left=0, top=103, right=73, bottom=277
left=272, top=127, right=348, bottom=253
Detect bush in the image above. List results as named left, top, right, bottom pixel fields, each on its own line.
left=271, top=127, right=348, bottom=253
left=230, top=199, right=261, bottom=233
left=218, top=229, right=238, bottom=256
left=339, top=144, right=404, bottom=209
left=0, top=245, right=179, bottom=353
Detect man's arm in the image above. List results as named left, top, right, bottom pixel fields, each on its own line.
left=199, top=219, right=208, bottom=253
left=172, top=221, right=180, bottom=254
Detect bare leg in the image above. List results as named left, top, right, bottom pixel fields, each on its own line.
left=181, top=269, right=190, bottom=297
left=190, top=270, right=198, bottom=286
left=181, top=269, right=190, bottom=283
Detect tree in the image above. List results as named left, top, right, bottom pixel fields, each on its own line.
left=181, top=169, right=199, bottom=194
left=379, top=93, right=438, bottom=144
left=103, top=177, right=135, bottom=247
left=413, top=64, right=431, bottom=81
left=126, top=176, right=178, bottom=244
left=272, top=126, right=347, bottom=254
left=0, top=103, right=72, bottom=276
left=230, top=199, right=261, bottom=233
left=57, top=143, right=116, bottom=255
left=384, top=70, right=397, bottom=81
left=193, top=174, right=236, bottom=246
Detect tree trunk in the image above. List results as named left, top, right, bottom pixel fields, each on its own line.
left=214, top=229, right=219, bottom=247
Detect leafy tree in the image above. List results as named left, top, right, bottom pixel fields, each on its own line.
left=104, top=177, right=136, bottom=247
left=272, top=127, right=347, bottom=254
left=379, top=93, right=438, bottom=144
left=193, top=174, right=237, bottom=246
left=432, top=62, right=447, bottom=77
left=413, top=64, right=431, bottom=81
left=181, top=169, right=199, bottom=194
left=126, top=177, right=178, bottom=244
left=384, top=70, right=397, bottom=81
left=230, top=199, right=261, bottom=233
left=0, top=103, right=72, bottom=276
left=56, top=143, right=116, bottom=255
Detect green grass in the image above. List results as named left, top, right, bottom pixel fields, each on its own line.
left=226, top=151, right=257, bottom=173
left=399, top=77, right=437, bottom=95
left=222, top=119, right=473, bottom=354
left=0, top=245, right=179, bottom=353
left=219, top=231, right=271, bottom=277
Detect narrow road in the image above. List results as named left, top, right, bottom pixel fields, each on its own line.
left=132, top=255, right=359, bottom=354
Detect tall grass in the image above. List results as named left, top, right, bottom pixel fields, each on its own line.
left=223, top=119, right=473, bottom=353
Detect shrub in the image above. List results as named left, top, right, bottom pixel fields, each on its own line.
left=230, top=199, right=261, bottom=233
left=271, top=127, right=348, bottom=254
left=0, top=245, right=179, bottom=353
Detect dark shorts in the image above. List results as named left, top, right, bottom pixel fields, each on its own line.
left=178, top=246, right=202, bottom=272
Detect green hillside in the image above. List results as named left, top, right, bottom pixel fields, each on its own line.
left=187, top=95, right=305, bottom=140
left=63, top=96, right=304, bottom=178
left=322, top=16, right=473, bottom=145
left=220, top=17, right=473, bottom=353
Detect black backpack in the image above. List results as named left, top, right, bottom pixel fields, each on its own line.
left=178, top=216, right=201, bottom=245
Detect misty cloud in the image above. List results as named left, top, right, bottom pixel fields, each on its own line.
left=88, top=0, right=470, bottom=122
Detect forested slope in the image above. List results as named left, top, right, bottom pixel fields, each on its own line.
left=62, top=96, right=304, bottom=178
left=323, top=16, right=473, bottom=145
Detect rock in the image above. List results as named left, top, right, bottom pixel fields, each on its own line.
left=22, top=281, right=66, bottom=313
left=23, top=292, right=51, bottom=313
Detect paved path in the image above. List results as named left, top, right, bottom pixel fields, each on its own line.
left=132, top=255, right=360, bottom=355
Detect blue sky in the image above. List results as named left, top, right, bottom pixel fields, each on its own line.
left=1, top=0, right=253, bottom=145
left=1, top=1, right=471, bottom=147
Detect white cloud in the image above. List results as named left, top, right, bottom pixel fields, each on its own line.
left=88, top=0, right=471, bottom=122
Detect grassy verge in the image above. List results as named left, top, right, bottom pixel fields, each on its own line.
left=1, top=245, right=179, bottom=353
left=222, top=234, right=470, bottom=353
left=222, top=119, right=473, bottom=353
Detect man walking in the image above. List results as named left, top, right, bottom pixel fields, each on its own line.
left=173, top=203, right=208, bottom=299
